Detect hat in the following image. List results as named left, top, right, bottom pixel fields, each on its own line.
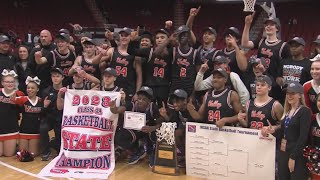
left=155, top=28, right=170, bottom=36
left=203, top=27, right=217, bottom=37
left=137, top=86, right=153, bottom=99
left=50, top=67, right=64, bottom=75
left=255, top=75, right=272, bottom=86
left=103, top=67, right=118, bottom=76
left=59, top=28, right=70, bottom=35
left=170, top=89, right=188, bottom=99
left=249, top=57, right=268, bottom=68
left=283, top=81, right=303, bottom=94
left=223, top=27, right=241, bottom=38
left=119, top=27, right=132, bottom=35
left=175, top=25, right=190, bottom=34
left=310, top=54, right=320, bottom=62
left=0, top=35, right=10, bottom=43
left=82, top=38, right=98, bottom=46
left=55, top=33, right=70, bottom=42
left=140, top=31, right=153, bottom=42
left=264, top=17, right=281, bottom=27
left=212, top=68, right=228, bottom=79
left=214, top=56, right=229, bottom=64
left=288, top=37, right=305, bottom=46
left=313, top=34, right=320, bottom=44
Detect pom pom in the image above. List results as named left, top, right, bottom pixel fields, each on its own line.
left=16, top=149, right=34, bottom=162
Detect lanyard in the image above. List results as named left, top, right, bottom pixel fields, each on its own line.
left=284, top=106, right=300, bottom=138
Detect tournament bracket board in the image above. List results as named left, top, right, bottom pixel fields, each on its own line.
left=185, top=122, right=275, bottom=180
left=39, top=89, right=121, bottom=179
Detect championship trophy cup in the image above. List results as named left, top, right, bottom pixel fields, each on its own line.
left=152, top=122, right=179, bottom=175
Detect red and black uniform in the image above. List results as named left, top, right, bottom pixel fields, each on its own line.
left=204, top=88, right=235, bottom=125
left=247, top=98, right=278, bottom=129
left=46, top=49, right=76, bottom=86
left=115, top=102, right=161, bottom=153
left=221, top=48, right=241, bottom=76
left=80, top=55, right=101, bottom=80
left=109, top=48, right=136, bottom=101
left=253, top=39, right=291, bottom=101
left=197, top=46, right=222, bottom=79
left=0, top=89, right=24, bottom=140
left=303, top=80, right=319, bottom=115
left=171, top=47, right=200, bottom=96
left=15, top=96, right=43, bottom=139
left=310, top=114, right=320, bottom=147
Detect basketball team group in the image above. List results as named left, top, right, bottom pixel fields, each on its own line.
left=0, top=7, right=319, bottom=180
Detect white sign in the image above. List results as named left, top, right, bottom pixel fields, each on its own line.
left=123, top=111, right=146, bottom=130
left=186, top=122, right=275, bottom=180
left=39, top=90, right=121, bottom=179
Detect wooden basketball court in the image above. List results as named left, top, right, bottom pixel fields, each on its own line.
left=0, top=155, right=201, bottom=180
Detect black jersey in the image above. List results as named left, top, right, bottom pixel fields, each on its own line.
left=16, top=96, right=42, bottom=135
left=197, top=46, right=221, bottom=79
left=145, top=48, right=172, bottom=87
left=80, top=55, right=101, bottom=80
left=109, top=48, right=136, bottom=96
left=0, top=89, right=24, bottom=134
left=41, top=86, right=63, bottom=123
left=221, top=48, right=241, bottom=76
left=48, top=49, right=76, bottom=86
left=204, top=88, right=235, bottom=125
left=247, top=98, right=278, bottom=129
left=281, top=58, right=311, bottom=85
left=254, top=39, right=290, bottom=78
left=100, top=85, right=121, bottom=92
left=311, top=114, right=320, bottom=147
left=171, top=47, right=200, bottom=95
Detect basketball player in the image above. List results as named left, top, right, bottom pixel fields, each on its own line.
left=194, top=55, right=249, bottom=106
left=188, top=68, right=242, bottom=127
left=69, top=39, right=101, bottom=80
left=222, top=27, right=247, bottom=76
left=40, top=68, right=64, bottom=161
left=110, top=86, right=163, bottom=167
left=238, top=75, right=283, bottom=135
left=242, top=14, right=291, bottom=101
left=170, top=25, right=201, bottom=97
left=100, top=27, right=142, bottom=103
left=34, top=33, right=76, bottom=87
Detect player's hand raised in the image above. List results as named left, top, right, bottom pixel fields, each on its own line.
left=34, top=51, right=42, bottom=60
left=245, top=12, right=255, bottom=25
left=43, top=96, right=51, bottom=108
left=120, top=88, right=126, bottom=103
left=58, top=87, right=67, bottom=96
left=130, top=26, right=140, bottom=41
left=199, top=61, right=209, bottom=74
left=187, top=98, right=196, bottom=112
left=189, top=6, right=201, bottom=17
left=109, top=98, right=117, bottom=109
left=165, top=20, right=173, bottom=29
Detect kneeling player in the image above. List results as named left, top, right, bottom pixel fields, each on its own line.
left=110, top=86, right=164, bottom=168
left=189, top=68, right=242, bottom=127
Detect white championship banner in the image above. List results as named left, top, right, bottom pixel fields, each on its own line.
left=39, top=89, right=121, bottom=179
left=186, top=122, right=275, bottom=180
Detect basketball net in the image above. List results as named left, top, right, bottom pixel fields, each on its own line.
left=156, top=122, right=177, bottom=145
left=243, top=0, right=256, bottom=12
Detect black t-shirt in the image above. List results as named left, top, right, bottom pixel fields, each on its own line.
left=41, top=86, right=63, bottom=123
left=281, top=58, right=311, bottom=85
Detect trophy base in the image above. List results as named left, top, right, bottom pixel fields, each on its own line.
left=152, top=165, right=179, bottom=176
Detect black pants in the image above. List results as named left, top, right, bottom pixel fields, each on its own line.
left=278, top=151, right=308, bottom=180
left=114, top=126, right=156, bottom=154
left=40, top=117, right=61, bottom=154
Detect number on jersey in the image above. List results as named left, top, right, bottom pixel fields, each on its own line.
left=115, top=66, right=127, bottom=77
left=208, top=110, right=220, bottom=122
left=153, top=67, right=165, bottom=78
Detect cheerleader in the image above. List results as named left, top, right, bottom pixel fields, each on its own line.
left=15, top=76, right=42, bottom=156
left=0, top=69, right=24, bottom=156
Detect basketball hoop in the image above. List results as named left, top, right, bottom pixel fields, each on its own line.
left=243, top=0, right=256, bottom=12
